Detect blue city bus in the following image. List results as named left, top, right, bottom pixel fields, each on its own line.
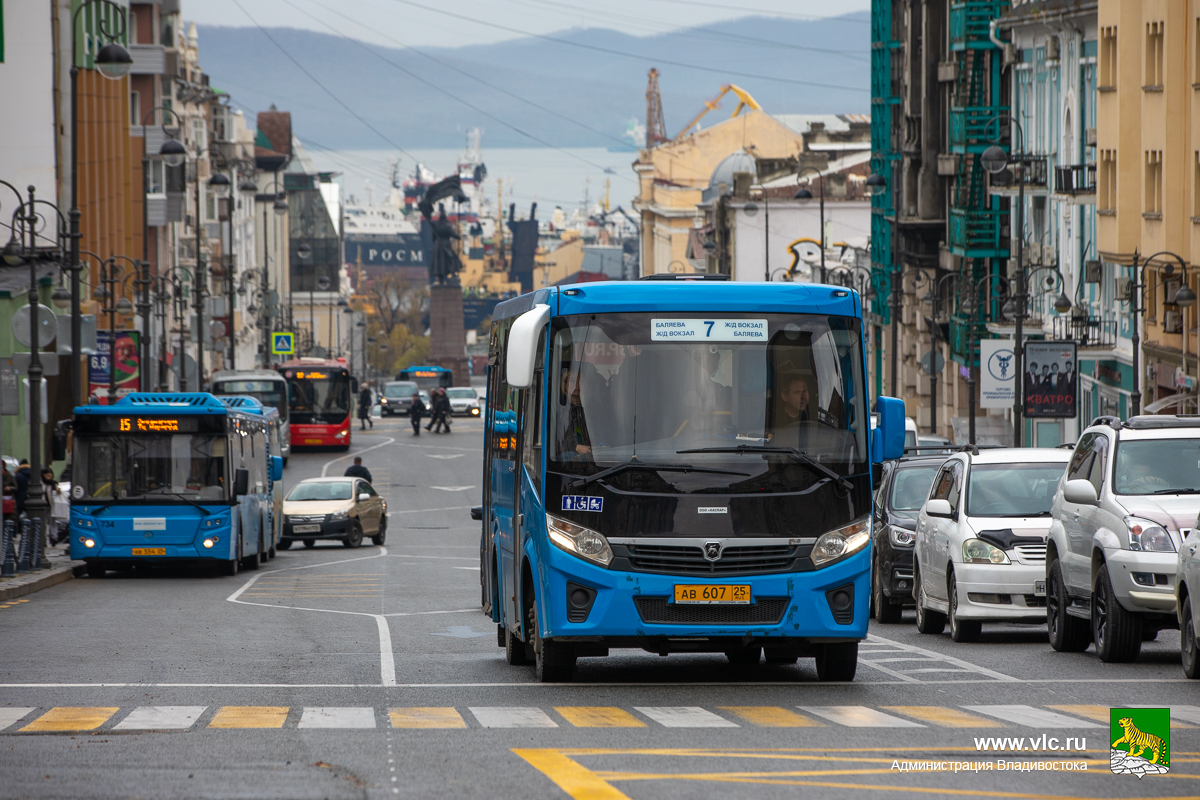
left=217, top=396, right=285, bottom=559
left=476, top=280, right=904, bottom=682
left=397, top=365, right=453, bottom=391
left=69, top=393, right=284, bottom=578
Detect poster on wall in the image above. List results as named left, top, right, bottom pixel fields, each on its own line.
left=88, top=330, right=140, bottom=404
left=1023, top=341, right=1077, bottom=418
left=979, top=339, right=1015, bottom=409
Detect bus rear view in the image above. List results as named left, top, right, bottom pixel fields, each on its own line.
left=480, top=281, right=904, bottom=682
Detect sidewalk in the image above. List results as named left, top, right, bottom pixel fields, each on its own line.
left=0, top=543, right=85, bottom=601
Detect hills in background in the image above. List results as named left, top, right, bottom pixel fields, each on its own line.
left=197, top=13, right=869, bottom=151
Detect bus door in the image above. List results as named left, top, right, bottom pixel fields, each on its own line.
left=514, top=331, right=545, bottom=633
left=486, top=320, right=522, bottom=631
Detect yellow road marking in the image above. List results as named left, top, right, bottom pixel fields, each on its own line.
left=0, top=599, right=31, bottom=610
left=22, top=707, right=118, bottom=732
left=555, top=707, right=646, bottom=728
left=389, top=707, right=466, bottom=729
left=717, top=707, right=822, bottom=728
left=881, top=706, right=1005, bottom=728
left=1048, top=704, right=1194, bottom=729
left=513, top=749, right=632, bottom=800
left=208, top=706, right=288, bottom=729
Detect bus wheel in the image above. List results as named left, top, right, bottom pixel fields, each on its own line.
left=282, top=457, right=288, bottom=468
left=814, top=641, right=858, bottom=681
left=86, top=562, right=107, bottom=579
left=303, top=539, right=316, bottom=549
left=372, top=516, right=387, bottom=546
left=344, top=521, right=364, bottom=548
left=242, top=536, right=262, bottom=571
left=278, top=539, right=292, bottom=550
left=505, top=626, right=530, bottom=666
left=220, top=539, right=241, bottom=577
left=529, top=601, right=575, bottom=682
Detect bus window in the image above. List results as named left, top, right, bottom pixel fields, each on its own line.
left=74, top=434, right=228, bottom=501
left=211, top=379, right=288, bottom=423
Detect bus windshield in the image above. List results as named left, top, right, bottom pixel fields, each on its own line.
left=74, top=434, right=228, bottom=502
left=211, top=379, right=288, bottom=423
left=287, top=371, right=351, bottom=425
left=548, top=312, right=867, bottom=493
left=400, top=368, right=451, bottom=391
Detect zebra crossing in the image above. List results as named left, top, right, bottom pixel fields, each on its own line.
left=2, top=703, right=1193, bottom=733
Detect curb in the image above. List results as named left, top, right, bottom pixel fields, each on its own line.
left=0, top=562, right=86, bottom=601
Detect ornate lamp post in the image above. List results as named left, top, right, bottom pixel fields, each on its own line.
left=794, top=166, right=827, bottom=284
left=1127, top=251, right=1196, bottom=416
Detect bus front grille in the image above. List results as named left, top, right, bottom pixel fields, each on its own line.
left=633, top=597, right=790, bottom=625
left=625, top=544, right=798, bottom=576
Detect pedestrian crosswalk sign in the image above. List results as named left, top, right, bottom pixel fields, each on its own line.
left=271, top=332, right=295, bottom=355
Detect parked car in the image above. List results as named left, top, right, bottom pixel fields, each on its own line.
left=379, top=381, right=419, bottom=416
left=872, top=454, right=948, bottom=622
left=1048, top=415, right=1193, bottom=662
left=915, top=434, right=954, bottom=455
left=904, top=417, right=918, bottom=450
left=914, top=447, right=1071, bottom=642
left=446, top=387, right=481, bottom=417
left=1179, top=524, right=1200, bottom=678
left=280, top=477, right=387, bottom=549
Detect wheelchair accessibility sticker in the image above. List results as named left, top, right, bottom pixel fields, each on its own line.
left=562, top=496, right=603, bottom=512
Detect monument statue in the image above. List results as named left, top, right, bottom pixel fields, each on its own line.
left=419, top=176, right=468, bottom=285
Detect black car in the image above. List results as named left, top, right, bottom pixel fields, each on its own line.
left=872, top=454, right=947, bottom=623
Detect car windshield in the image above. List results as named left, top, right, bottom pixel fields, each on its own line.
left=966, top=462, right=1066, bottom=517
left=287, top=481, right=352, bottom=501
left=447, top=388, right=476, bottom=399
left=74, top=434, right=227, bottom=501
left=1113, top=438, right=1200, bottom=495
left=211, top=379, right=288, bottom=422
left=890, top=465, right=941, bottom=511
left=385, top=382, right=417, bottom=398
left=547, top=312, right=867, bottom=493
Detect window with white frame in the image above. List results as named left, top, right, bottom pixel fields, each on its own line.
left=190, top=118, right=207, bottom=152
left=147, top=158, right=165, bottom=195
left=1145, top=150, right=1163, bottom=216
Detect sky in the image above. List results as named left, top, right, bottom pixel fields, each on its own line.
left=189, top=0, right=871, bottom=49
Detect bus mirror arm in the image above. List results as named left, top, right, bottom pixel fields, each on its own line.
left=233, top=468, right=250, bottom=498
left=506, top=304, right=551, bottom=389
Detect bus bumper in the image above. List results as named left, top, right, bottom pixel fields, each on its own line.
left=537, top=544, right=870, bottom=647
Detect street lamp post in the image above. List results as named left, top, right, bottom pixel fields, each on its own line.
left=919, top=272, right=961, bottom=437
left=140, top=105, right=184, bottom=391
left=98, top=258, right=136, bottom=404
left=794, top=166, right=826, bottom=284
left=1128, top=251, right=1196, bottom=416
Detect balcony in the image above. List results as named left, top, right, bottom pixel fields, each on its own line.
left=949, top=106, right=1011, bottom=153
left=950, top=2, right=1011, bottom=50
left=1054, top=164, right=1097, bottom=197
left=1052, top=312, right=1118, bottom=350
left=988, top=155, right=1049, bottom=193
left=948, top=208, right=1010, bottom=257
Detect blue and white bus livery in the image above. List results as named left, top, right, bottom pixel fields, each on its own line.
left=69, top=393, right=284, bottom=578
left=217, top=395, right=285, bottom=559
left=478, top=281, right=905, bottom=682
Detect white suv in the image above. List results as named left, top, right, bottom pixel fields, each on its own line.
left=914, top=447, right=1071, bottom=642
left=1048, top=416, right=1193, bottom=662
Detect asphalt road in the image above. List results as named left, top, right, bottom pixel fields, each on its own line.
left=1, top=415, right=1196, bottom=799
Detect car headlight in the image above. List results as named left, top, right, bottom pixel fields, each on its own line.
left=546, top=514, right=613, bottom=567
left=328, top=511, right=349, bottom=522
left=811, top=518, right=870, bottom=567
left=888, top=524, right=916, bottom=547
left=1125, top=516, right=1176, bottom=552
left=381, top=398, right=389, bottom=404
left=962, top=538, right=1010, bottom=564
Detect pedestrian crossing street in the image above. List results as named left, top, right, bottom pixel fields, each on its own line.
left=2, top=703, right=1196, bottom=733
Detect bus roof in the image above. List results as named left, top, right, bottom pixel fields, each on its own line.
left=277, top=358, right=349, bottom=369
left=216, top=395, right=280, bottom=423
left=493, top=281, right=863, bottom=322
left=73, top=392, right=252, bottom=419
left=210, top=369, right=287, bottom=383
left=399, top=365, right=451, bottom=374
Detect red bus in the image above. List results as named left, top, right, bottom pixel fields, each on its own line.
left=278, top=358, right=353, bottom=450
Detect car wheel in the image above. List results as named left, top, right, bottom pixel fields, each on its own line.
left=1093, top=563, right=1142, bottom=663
left=529, top=598, right=574, bottom=682
left=1046, top=559, right=1089, bottom=652
left=814, top=641, right=858, bottom=681
left=1183, top=600, right=1200, bottom=679
left=372, top=515, right=387, bottom=546
left=303, top=539, right=316, bottom=549
left=343, top=521, right=364, bottom=548
left=948, top=570, right=981, bottom=643
left=278, top=539, right=293, bottom=550
left=874, top=558, right=902, bottom=624
left=914, top=564, right=945, bottom=634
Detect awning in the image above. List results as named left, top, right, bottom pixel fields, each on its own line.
left=1144, top=392, right=1193, bottom=413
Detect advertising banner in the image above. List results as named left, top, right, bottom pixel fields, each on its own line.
left=1024, top=341, right=1077, bottom=418
left=980, top=339, right=1015, bottom=409
left=88, top=330, right=140, bottom=404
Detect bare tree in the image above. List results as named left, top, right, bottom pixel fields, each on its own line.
left=366, top=273, right=427, bottom=336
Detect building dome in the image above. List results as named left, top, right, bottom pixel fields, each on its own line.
left=708, top=151, right=757, bottom=193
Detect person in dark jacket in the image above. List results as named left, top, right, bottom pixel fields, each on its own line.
left=14, top=460, right=31, bottom=517
left=344, top=456, right=373, bottom=483
left=358, top=385, right=374, bottom=430
left=408, top=393, right=426, bottom=436
left=431, top=388, right=453, bottom=434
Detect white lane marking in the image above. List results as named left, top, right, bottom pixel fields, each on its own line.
left=962, top=705, right=1102, bottom=728
left=426, top=454, right=465, bottom=460
left=389, top=554, right=475, bottom=561
left=453, top=566, right=476, bottom=570
left=634, top=707, right=738, bottom=728
left=469, top=707, right=558, bottom=728
left=114, top=706, right=206, bottom=730
left=299, top=707, right=377, bottom=728
left=430, top=486, right=474, bottom=492
left=1130, top=704, right=1200, bottom=726
left=0, top=708, right=34, bottom=730
left=321, top=437, right=396, bottom=476
left=799, top=706, right=925, bottom=728
left=376, top=616, right=396, bottom=687
left=1, top=678, right=1197, bottom=689
left=858, top=632, right=1018, bottom=682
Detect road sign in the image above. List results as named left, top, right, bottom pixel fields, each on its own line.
left=272, top=332, right=295, bottom=355
left=919, top=350, right=945, bottom=375
left=11, top=304, right=57, bottom=348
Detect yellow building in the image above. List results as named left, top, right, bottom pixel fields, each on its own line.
left=1096, top=0, right=1200, bottom=411
left=532, top=234, right=586, bottom=288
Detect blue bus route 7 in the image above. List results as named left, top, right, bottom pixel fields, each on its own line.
left=478, top=281, right=905, bottom=682
left=69, top=393, right=284, bottom=577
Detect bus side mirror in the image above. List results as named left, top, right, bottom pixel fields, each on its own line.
left=52, top=420, right=71, bottom=462
left=506, top=304, right=550, bottom=389
left=233, top=468, right=250, bottom=497
left=874, top=397, right=905, bottom=462
left=471, top=506, right=484, bottom=521
left=270, top=456, right=283, bottom=483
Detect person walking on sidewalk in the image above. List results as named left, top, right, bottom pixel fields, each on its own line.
left=358, top=384, right=374, bottom=430
left=344, top=456, right=373, bottom=484
left=408, top=392, right=426, bottom=436
left=14, top=459, right=31, bottom=518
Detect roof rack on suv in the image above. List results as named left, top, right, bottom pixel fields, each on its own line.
left=638, top=273, right=731, bottom=281
left=1121, top=414, right=1200, bottom=430
left=1089, top=415, right=1123, bottom=430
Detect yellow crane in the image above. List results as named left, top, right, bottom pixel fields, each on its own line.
left=675, top=84, right=763, bottom=140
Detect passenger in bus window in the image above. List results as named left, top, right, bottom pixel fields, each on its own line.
left=558, top=370, right=592, bottom=459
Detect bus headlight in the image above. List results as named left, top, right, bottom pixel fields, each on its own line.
left=202, top=538, right=217, bottom=549
left=80, top=537, right=95, bottom=548
left=811, top=519, right=870, bottom=567
left=335, top=430, right=349, bottom=438
left=547, top=514, right=613, bottom=568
